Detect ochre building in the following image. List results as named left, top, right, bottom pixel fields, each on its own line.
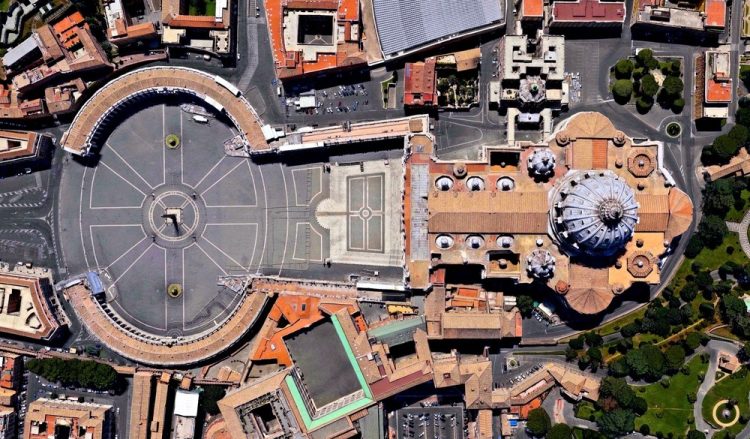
left=405, top=112, right=693, bottom=315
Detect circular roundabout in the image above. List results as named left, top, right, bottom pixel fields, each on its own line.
left=56, top=67, right=282, bottom=365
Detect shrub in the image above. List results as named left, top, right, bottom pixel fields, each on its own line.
left=636, top=96, right=653, bottom=113
left=641, top=74, right=659, bottom=97
left=672, top=98, right=685, bottom=113
left=527, top=408, right=551, bottom=437
left=615, top=59, right=634, bottom=79
left=613, top=80, right=633, bottom=103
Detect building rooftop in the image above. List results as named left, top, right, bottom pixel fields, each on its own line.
left=372, top=0, right=503, bottom=57
left=0, top=272, right=60, bottom=340
left=551, top=0, right=625, bottom=23
left=405, top=112, right=694, bottom=315
left=404, top=58, right=437, bottom=107
left=25, top=399, right=111, bottom=439
left=265, top=0, right=364, bottom=78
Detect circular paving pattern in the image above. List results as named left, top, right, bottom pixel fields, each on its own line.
left=59, top=98, right=269, bottom=338
left=712, top=400, right=740, bottom=428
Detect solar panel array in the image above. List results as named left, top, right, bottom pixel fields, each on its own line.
left=373, top=0, right=504, bottom=56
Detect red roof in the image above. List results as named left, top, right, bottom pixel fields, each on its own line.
left=706, top=78, right=731, bottom=102
left=552, top=0, right=625, bottom=22
left=705, top=0, right=726, bottom=28
left=404, top=58, right=437, bottom=107
left=523, top=0, right=544, bottom=18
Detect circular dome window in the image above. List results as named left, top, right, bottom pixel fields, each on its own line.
left=435, top=176, right=453, bottom=191
left=435, top=234, right=454, bottom=249
left=496, top=177, right=515, bottom=191
left=466, top=235, right=485, bottom=249
left=466, top=176, right=485, bottom=191
left=497, top=235, right=514, bottom=248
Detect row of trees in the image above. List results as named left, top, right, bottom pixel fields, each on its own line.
left=27, top=358, right=118, bottom=391
left=702, top=98, right=750, bottom=166
left=612, top=49, right=684, bottom=114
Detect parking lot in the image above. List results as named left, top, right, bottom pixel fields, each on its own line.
left=284, top=82, right=375, bottom=117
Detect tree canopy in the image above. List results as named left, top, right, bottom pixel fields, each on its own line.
left=547, top=423, right=573, bottom=439
left=698, top=215, right=728, bottom=248
left=614, top=59, right=634, bottom=79
left=526, top=407, right=551, bottom=437
left=612, top=80, right=633, bottom=102
left=27, top=358, right=118, bottom=391
left=597, top=409, right=635, bottom=438
left=640, top=74, right=659, bottom=97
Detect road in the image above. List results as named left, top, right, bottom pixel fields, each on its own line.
left=693, top=340, right=741, bottom=436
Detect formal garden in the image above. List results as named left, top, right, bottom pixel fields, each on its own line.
left=610, top=49, right=684, bottom=114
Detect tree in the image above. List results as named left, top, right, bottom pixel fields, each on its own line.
left=640, top=424, right=651, bottom=435
left=636, top=96, right=653, bottom=113
left=599, top=377, right=635, bottom=409
left=626, top=344, right=666, bottom=381
left=517, top=294, right=534, bottom=317
left=680, top=284, right=698, bottom=302
left=738, top=107, right=750, bottom=127
left=597, top=409, right=635, bottom=437
left=704, top=134, right=741, bottom=165
left=199, top=385, right=226, bottom=415
left=672, top=97, right=685, bottom=113
left=729, top=124, right=750, bottom=146
left=685, top=236, right=703, bottom=258
left=641, top=74, right=659, bottom=97
left=565, top=346, right=578, bottom=362
left=684, top=332, right=703, bottom=353
left=699, top=302, right=715, bottom=320
left=609, top=358, right=629, bottom=377
left=526, top=408, right=551, bottom=437
left=636, top=49, right=655, bottom=68
left=547, top=423, right=573, bottom=439
left=687, top=430, right=707, bottom=439
left=585, top=332, right=604, bottom=347
left=665, top=345, right=686, bottom=374
left=621, top=322, right=640, bottom=338
left=739, top=341, right=750, bottom=362
left=569, top=335, right=585, bottom=350
left=613, top=80, right=633, bottom=103
left=698, top=215, right=728, bottom=248
left=632, top=396, right=648, bottom=415
left=704, top=179, right=736, bottom=215
left=615, top=59, right=634, bottom=79
left=662, top=76, right=684, bottom=97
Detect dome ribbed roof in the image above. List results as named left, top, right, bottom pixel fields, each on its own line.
left=554, top=172, right=638, bottom=256
left=527, top=148, right=556, bottom=178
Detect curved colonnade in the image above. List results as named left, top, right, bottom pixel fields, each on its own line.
left=60, top=66, right=268, bottom=155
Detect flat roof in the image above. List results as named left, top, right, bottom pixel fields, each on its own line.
left=285, top=319, right=361, bottom=407
left=373, top=0, right=503, bottom=56
left=523, top=0, right=544, bottom=17
left=552, top=0, right=625, bottom=22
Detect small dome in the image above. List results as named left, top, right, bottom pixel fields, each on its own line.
left=466, top=235, right=485, bottom=249
left=496, top=177, right=515, bottom=191
left=527, top=148, right=556, bottom=178
left=497, top=235, right=513, bottom=248
left=466, top=176, right=485, bottom=191
left=527, top=249, right=555, bottom=279
left=436, top=234, right=454, bottom=249
left=553, top=171, right=638, bottom=256
left=435, top=176, right=453, bottom=191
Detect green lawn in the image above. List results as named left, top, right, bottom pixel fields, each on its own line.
left=635, top=356, right=708, bottom=437
left=575, top=401, right=598, bottom=422
left=0, top=0, right=9, bottom=12
left=187, top=0, right=215, bottom=16
left=701, top=368, right=750, bottom=437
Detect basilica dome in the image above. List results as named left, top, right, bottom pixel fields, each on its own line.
left=552, top=171, right=639, bottom=256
